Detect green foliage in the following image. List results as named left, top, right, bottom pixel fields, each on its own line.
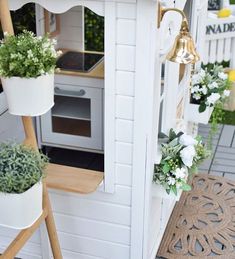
left=220, top=110, right=235, bottom=125
left=207, top=103, right=225, bottom=149
left=191, top=65, right=231, bottom=112
left=0, top=4, right=36, bottom=38
left=0, top=31, right=60, bottom=78
left=153, top=129, right=210, bottom=195
left=84, top=8, right=104, bottom=52
left=0, top=143, right=48, bottom=194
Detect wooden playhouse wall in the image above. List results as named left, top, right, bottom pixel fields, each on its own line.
left=0, top=1, right=137, bottom=259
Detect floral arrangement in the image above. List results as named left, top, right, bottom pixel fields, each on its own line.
left=153, top=129, right=210, bottom=195
left=191, top=65, right=231, bottom=113
left=0, top=30, right=62, bottom=78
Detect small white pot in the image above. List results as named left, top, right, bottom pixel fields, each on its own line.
left=0, top=182, right=43, bottom=229
left=1, top=74, right=54, bottom=116
left=187, top=103, right=213, bottom=124
left=152, top=183, right=182, bottom=201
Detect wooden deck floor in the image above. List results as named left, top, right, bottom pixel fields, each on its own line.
left=198, top=123, right=235, bottom=179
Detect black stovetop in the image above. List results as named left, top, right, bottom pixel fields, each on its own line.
left=56, top=51, right=104, bottom=73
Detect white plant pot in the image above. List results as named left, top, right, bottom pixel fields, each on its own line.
left=1, top=74, right=54, bottom=116
left=187, top=103, right=213, bottom=124
left=0, top=182, right=43, bottom=229
left=152, top=183, right=182, bottom=201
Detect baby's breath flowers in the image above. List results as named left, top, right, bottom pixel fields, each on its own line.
left=191, top=65, right=231, bottom=113
left=153, top=129, right=210, bottom=195
left=0, top=30, right=61, bottom=78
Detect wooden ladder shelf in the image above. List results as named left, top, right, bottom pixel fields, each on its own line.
left=0, top=1, right=63, bottom=257
left=0, top=0, right=103, bottom=258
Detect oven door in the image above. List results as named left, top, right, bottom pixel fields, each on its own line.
left=40, top=83, right=103, bottom=151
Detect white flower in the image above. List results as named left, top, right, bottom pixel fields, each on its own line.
left=52, top=39, right=57, bottom=45
left=173, top=168, right=187, bottom=179
left=179, top=134, right=198, bottom=146
left=218, top=72, right=228, bottom=80
left=223, top=90, right=230, bottom=97
left=201, top=85, right=208, bottom=95
left=208, top=82, right=218, bottom=89
left=199, top=69, right=206, bottom=77
left=27, top=50, right=33, bottom=58
left=191, top=85, right=200, bottom=93
left=192, top=74, right=202, bottom=85
left=206, top=93, right=221, bottom=105
left=180, top=145, right=196, bottom=167
left=193, top=93, right=201, bottom=100
left=3, top=32, right=8, bottom=36
left=167, top=177, right=176, bottom=186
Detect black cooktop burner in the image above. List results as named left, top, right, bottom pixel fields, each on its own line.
left=56, top=51, right=104, bottom=73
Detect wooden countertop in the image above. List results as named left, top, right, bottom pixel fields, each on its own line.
left=45, top=163, right=104, bottom=194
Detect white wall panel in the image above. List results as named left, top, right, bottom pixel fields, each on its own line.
left=116, top=164, right=132, bottom=187
left=116, top=71, right=135, bottom=97
left=117, top=3, right=136, bottom=19
left=117, top=19, right=136, bottom=46
left=50, top=192, right=131, bottom=225
left=116, top=119, right=133, bottom=143
left=54, top=213, right=131, bottom=245
left=116, top=46, right=136, bottom=71
left=116, top=96, right=134, bottom=120
left=116, top=142, right=133, bottom=165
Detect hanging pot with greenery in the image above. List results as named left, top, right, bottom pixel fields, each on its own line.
left=187, top=65, right=231, bottom=124
left=0, top=142, right=48, bottom=229
left=0, top=31, right=62, bottom=116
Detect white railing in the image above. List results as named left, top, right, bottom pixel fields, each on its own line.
left=203, top=14, right=235, bottom=66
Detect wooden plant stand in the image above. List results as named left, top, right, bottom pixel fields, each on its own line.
left=0, top=1, right=63, bottom=257
left=0, top=1, right=104, bottom=258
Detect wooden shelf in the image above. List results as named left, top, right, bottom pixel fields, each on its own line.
left=45, top=163, right=104, bottom=194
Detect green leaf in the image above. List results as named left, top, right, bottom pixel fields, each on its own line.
left=162, top=163, right=170, bottom=174
left=181, top=183, right=192, bottom=191
left=199, top=103, right=207, bottom=113
left=166, top=188, right=171, bottom=194
left=169, top=129, right=177, bottom=141
left=158, top=132, right=168, bottom=139
left=172, top=185, right=177, bottom=195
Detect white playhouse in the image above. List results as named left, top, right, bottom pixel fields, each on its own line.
left=0, top=0, right=212, bottom=258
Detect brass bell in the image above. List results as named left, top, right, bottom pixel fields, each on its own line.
left=166, top=19, right=200, bottom=64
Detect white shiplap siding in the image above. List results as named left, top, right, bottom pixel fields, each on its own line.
left=0, top=2, right=138, bottom=259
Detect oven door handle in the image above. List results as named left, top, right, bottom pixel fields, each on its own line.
left=54, top=87, right=86, bottom=97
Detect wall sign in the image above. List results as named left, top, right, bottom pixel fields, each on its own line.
left=208, top=0, right=221, bottom=10
left=206, top=22, right=235, bottom=35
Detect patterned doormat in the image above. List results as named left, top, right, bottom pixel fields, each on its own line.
left=157, top=174, right=235, bottom=259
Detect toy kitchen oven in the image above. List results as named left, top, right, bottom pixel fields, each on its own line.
left=36, top=7, right=105, bottom=153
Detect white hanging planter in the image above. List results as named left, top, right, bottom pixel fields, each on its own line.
left=0, top=182, right=43, bottom=229
left=152, top=183, right=182, bottom=201
left=1, top=74, right=54, bottom=116
left=187, top=103, right=213, bottom=124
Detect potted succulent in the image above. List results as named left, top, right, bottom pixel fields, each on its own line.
left=0, top=142, right=48, bottom=229
left=187, top=65, right=231, bottom=124
left=0, top=31, right=61, bottom=116
left=153, top=129, right=210, bottom=199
